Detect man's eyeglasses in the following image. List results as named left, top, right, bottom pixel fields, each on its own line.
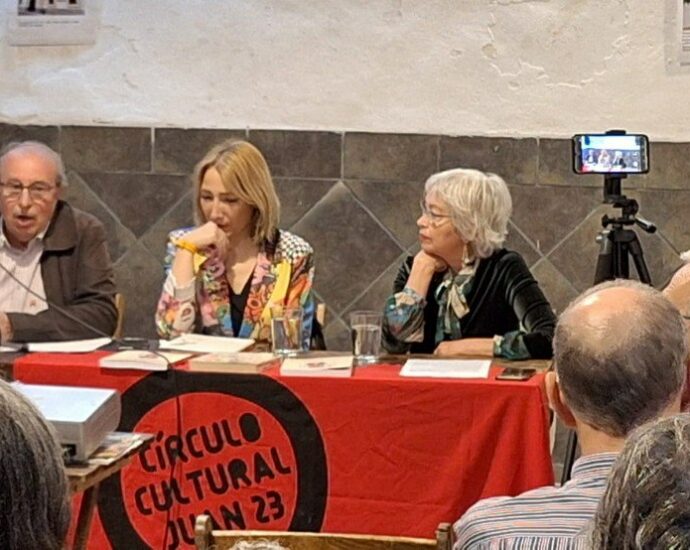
left=0, top=181, right=56, bottom=201
left=419, top=200, right=452, bottom=226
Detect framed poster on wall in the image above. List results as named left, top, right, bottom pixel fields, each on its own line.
left=4, top=0, right=102, bottom=46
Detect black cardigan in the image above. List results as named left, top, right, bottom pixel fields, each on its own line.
left=390, top=249, right=556, bottom=358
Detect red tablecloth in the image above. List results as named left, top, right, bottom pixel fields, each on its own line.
left=14, top=352, right=554, bottom=549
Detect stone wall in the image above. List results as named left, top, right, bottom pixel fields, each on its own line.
left=1, top=124, right=688, bottom=349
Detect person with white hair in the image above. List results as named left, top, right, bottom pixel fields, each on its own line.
left=382, top=168, right=555, bottom=359
left=0, top=379, right=70, bottom=549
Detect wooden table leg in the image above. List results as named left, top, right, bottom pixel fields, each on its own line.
left=73, top=483, right=100, bottom=550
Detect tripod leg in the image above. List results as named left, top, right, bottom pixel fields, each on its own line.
left=628, top=236, right=652, bottom=285
left=594, top=231, right=614, bottom=285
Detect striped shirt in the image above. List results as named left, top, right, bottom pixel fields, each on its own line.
left=453, top=453, right=618, bottom=550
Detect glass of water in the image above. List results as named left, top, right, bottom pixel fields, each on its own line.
left=271, top=306, right=303, bottom=357
left=349, top=310, right=382, bottom=365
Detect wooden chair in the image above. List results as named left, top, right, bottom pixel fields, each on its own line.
left=194, top=515, right=453, bottom=550
left=113, top=293, right=125, bottom=339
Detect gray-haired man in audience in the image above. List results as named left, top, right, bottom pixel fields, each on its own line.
left=453, top=279, right=687, bottom=549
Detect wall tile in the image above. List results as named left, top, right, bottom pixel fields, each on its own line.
left=538, top=138, right=597, bottom=187
left=0, top=124, right=59, bottom=150
left=636, top=188, right=690, bottom=255
left=505, top=222, right=541, bottom=267
left=440, top=136, right=538, bottom=185
left=343, top=133, right=438, bottom=182
left=139, top=192, right=194, bottom=260
left=82, top=172, right=189, bottom=237
left=274, top=178, right=335, bottom=229
left=248, top=130, right=341, bottom=178
left=154, top=128, right=246, bottom=174
left=637, top=142, right=690, bottom=189
left=114, top=242, right=166, bottom=338
left=510, top=184, right=602, bottom=255
left=342, top=252, right=409, bottom=316
left=323, top=316, right=350, bottom=352
left=531, top=259, right=578, bottom=315
left=346, top=180, right=421, bottom=248
left=292, top=182, right=403, bottom=314
left=63, top=172, right=137, bottom=262
left=61, top=126, right=151, bottom=172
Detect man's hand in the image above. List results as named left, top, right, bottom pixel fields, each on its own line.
left=0, top=312, right=14, bottom=343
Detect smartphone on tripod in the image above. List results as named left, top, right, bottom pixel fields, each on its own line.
left=572, top=133, right=649, bottom=175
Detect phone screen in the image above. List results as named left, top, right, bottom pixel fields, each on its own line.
left=572, top=134, right=649, bottom=175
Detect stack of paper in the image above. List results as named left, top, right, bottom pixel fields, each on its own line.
left=399, top=359, right=491, bottom=379
left=27, top=337, right=112, bottom=353
left=158, top=334, right=254, bottom=354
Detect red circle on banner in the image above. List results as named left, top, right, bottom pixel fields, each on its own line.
left=122, top=392, right=297, bottom=548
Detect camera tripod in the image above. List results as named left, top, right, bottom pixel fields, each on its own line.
left=560, top=175, right=656, bottom=485
left=592, top=176, right=656, bottom=284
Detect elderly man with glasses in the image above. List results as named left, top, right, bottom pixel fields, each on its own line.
left=0, top=141, right=116, bottom=342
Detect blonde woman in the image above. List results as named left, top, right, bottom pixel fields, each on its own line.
left=383, top=168, right=555, bottom=359
left=155, top=140, right=314, bottom=348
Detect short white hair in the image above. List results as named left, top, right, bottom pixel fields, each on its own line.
left=424, top=168, right=512, bottom=259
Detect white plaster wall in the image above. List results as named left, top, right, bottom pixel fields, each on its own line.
left=0, top=0, right=688, bottom=139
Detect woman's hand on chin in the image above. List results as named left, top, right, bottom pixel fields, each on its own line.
left=185, top=222, right=228, bottom=252
left=434, top=338, right=494, bottom=357
left=413, top=250, right=447, bottom=274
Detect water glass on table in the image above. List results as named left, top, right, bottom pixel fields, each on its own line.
left=349, top=310, right=382, bottom=365
left=271, top=306, right=303, bottom=357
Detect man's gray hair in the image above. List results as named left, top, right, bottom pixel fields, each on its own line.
left=554, top=279, right=688, bottom=438
left=424, top=168, right=512, bottom=259
left=0, top=380, right=70, bottom=549
left=590, top=413, right=690, bottom=549
left=0, top=140, right=67, bottom=187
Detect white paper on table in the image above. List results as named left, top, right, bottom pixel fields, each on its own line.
left=400, top=359, right=491, bottom=379
left=0, top=345, right=21, bottom=352
left=158, top=334, right=254, bottom=354
left=27, top=337, right=112, bottom=353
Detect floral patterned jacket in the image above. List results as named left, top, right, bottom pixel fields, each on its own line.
left=155, top=228, right=315, bottom=348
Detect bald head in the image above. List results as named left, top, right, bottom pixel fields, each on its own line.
left=554, top=280, right=687, bottom=437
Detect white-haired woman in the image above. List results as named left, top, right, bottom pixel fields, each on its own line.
left=382, top=168, right=556, bottom=359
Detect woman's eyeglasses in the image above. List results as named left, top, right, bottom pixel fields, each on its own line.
left=419, top=200, right=452, bottom=226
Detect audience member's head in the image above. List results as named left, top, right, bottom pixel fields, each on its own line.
left=590, top=413, right=690, bottom=549
left=192, top=139, right=280, bottom=245
left=0, top=141, right=65, bottom=248
left=547, top=280, right=687, bottom=449
left=0, top=380, right=70, bottom=550
left=664, top=278, right=690, bottom=411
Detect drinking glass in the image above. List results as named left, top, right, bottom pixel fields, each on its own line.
left=349, top=310, right=382, bottom=365
left=271, top=306, right=303, bottom=357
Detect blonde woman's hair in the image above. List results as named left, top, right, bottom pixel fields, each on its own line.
left=193, top=140, right=280, bottom=245
left=424, top=168, right=512, bottom=259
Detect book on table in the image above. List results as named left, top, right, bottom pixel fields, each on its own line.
left=280, top=355, right=354, bottom=377
left=98, top=351, right=193, bottom=371
left=187, top=352, right=277, bottom=374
